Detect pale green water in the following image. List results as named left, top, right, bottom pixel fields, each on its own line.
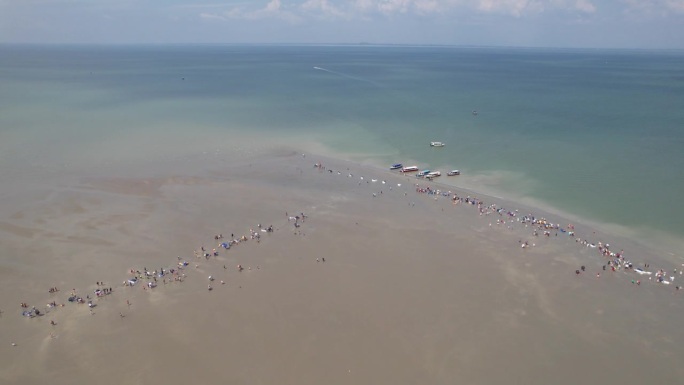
left=1, top=44, right=683, bottom=252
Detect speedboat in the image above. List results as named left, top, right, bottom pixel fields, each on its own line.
left=400, top=166, right=419, bottom=173
left=417, top=170, right=431, bottom=177
left=427, top=171, right=441, bottom=177
left=447, top=170, right=460, bottom=176
left=430, top=142, right=445, bottom=147
left=390, top=163, right=403, bottom=170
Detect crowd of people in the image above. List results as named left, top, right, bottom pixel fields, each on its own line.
left=9, top=207, right=312, bottom=346
left=7, top=156, right=682, bottom=348
left=312, top=161, right=683, bottom=292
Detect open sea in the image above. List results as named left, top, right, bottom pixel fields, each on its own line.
left=1, top=44, right=683, bottom=256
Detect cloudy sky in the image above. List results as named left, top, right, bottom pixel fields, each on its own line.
left=1, top=0, right=683, bottom=48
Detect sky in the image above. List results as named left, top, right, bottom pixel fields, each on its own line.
left=1, top=0, right=684, bottom=48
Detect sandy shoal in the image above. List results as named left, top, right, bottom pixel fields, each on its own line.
left=0, top=149, right=683, bottom=385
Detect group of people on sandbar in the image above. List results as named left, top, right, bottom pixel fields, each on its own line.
left=314, top=158, right=682, bottom=294
left=12, top=207, right=312, bottom=347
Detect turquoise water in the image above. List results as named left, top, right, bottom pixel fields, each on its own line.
left=1, top=44, right=683, bottom=251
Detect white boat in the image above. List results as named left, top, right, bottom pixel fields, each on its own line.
left=430, top=142, right=445, bottom=147
left=401, top=166, right=419, bottom=173
left=447, top=170, right=460, bottom=176
left=417, top=169, right=431, bottom=177
left=427, top=171, right=441, bottom=177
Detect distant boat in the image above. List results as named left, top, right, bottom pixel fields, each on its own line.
left=472, top=110, right=478, bottom=116
left=417, top=169, right=431, bottom=177
left=430, top=142, right=445, bottom=147
left=447, top=170, right=460, bottom=176
left=390, top=163, right=403, bottom=170
left=427, top=171, right=441, bottom=178
left=401, top=166, right=419, bottom=173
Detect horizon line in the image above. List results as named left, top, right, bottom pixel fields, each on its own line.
left=1, top=42, right=683, bottom=52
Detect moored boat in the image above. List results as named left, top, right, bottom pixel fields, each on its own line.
left=400, top=166, right=419, bottom=173
left=430, top=141, right=445, bottom=147
left=417, top=169, right=431, bottom=177
left=447, top=170, right=460, bottom=176
left=427, top=171, right=441, bottom=177
left=390, top=163, right=403, bottom=170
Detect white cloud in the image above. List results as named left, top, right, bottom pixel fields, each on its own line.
left=352, top=0, right=375, bottom=12
left=300, top=0, right=347, bottom=18
left=200, top=0, right=302, bottom=23
left=265, top=0, right=281, bottom=12
left=173, top=2, right=255, bottom=10
left=348, top=0, right=591, bottom=17
left=665, top=0, right=684, bottom=12
left=574, top=0, right=596, bottom=13
left=194, top=0, right=683, bottom=25
left=200, top=12, right=227, bottom=21
left=476, top=0, right=543, bottom=16
left=472, top=0, right=598, bottom=15
left=413, top=0, right=441, bottom=14
left=623, top=0, right=684, bottom=15
left=377, top=0, right=411, bottom=14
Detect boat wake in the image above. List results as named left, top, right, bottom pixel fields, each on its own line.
left=313, top=66, right=381, bottom=87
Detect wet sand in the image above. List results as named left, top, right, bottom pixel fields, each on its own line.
left=1, top=148, right=683, bottom=385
